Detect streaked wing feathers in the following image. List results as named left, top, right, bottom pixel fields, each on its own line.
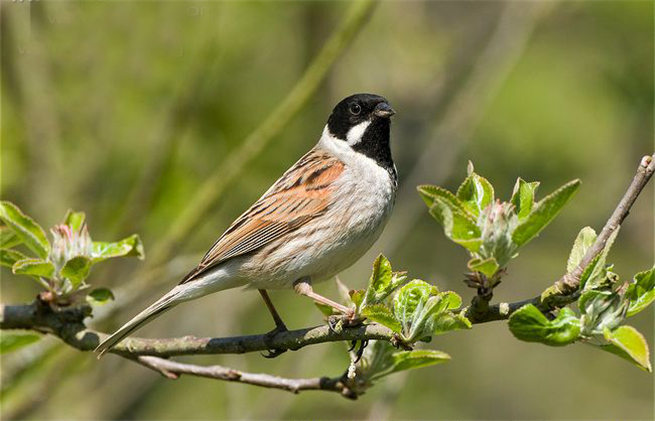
left=180, top=149, right=344, bottom=284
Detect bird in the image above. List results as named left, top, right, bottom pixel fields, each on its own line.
left=95, top=93, right=398, bottom=357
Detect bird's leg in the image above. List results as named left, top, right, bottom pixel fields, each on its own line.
left=293, top=279, right=354, bottom=317
left=258, top=289, right=288, bottom=358
left=258, top=289, right=288, bottom=332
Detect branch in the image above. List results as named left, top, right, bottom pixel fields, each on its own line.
left=134, top=356, right=358, bottom=399
left=0, top=300, right=393, bottom=358
left=470, top=153, right=655, bottom=323
left=2, top=153, right=652, bottom=396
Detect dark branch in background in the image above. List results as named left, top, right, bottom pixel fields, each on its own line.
left=2, top=154, right=653, bottom=398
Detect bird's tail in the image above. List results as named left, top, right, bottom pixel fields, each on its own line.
left=95, top=290, right=180, bottom=358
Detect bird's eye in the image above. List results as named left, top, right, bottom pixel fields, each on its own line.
left=349, top=103, right=361, bottom=115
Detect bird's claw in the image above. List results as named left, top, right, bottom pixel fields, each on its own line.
left=261, top=323, right=289, bottom=359
left=353, top=339, right=369, bottom=363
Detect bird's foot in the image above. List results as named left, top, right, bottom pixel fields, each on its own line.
left=261, top=323, right=289, bottom=359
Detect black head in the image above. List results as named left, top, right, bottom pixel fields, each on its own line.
left=326, top=93, right=396, bottom=175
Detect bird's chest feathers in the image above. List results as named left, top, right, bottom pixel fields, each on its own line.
left=330, top=154, right=396, bottom=238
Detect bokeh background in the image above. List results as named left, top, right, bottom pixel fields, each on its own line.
left=1, top=1, right=653, bottom=419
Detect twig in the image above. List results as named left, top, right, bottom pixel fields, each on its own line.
left=134, top=356, right=357, bottom=399
left=470, top=154, right=655, bottom=323
left=145, top=0, right=377, bottom=269
left=553, top=154, right=655, bottom=294
left=2, top=153, right=652, bottom=396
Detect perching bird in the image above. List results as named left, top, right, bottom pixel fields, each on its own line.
left=95, top=93, right=397, bottom=357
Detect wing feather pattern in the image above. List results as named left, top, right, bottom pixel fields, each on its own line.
left=180, top=149, right=344, bottom=284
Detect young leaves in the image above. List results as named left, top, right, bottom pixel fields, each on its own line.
left=87, top=288, right=115, bottom=305
left=419, top=164, right=580, bottom=280
left=61, top=256, right=93, bottom=288
left=355, top=341, right=450, bottom=383
left=2, top=202, right=144, bottom=303
left=91, top=234, right=145, bottom=262
left=0, top=201, right=50, bottom=259
left=456, top=164, right=495, bottom=217
left=566, top=226, right=597, bottom=273
left=626, top=267, right=655, bottom=317
left=512, top=180, right=581, bottom=247
left=393, top=280, right=469, bottom=342
left=508, top=305, right=580, bottom=346
left=601, top=326, right=651, bottom=372
left=510, top=178, right=540, bottom=220
left=362, top=255, right=407, bottom=307
left=12, top=258, right=55, bottom=279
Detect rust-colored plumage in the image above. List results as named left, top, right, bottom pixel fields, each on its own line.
left=180, top=149, right=345, bottom=284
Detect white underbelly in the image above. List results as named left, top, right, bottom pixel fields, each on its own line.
left=240, top=162, right=395, bottom=289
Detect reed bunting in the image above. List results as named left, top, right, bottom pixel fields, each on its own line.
left=96, top=93, right=397, bottom=356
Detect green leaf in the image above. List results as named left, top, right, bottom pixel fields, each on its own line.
left=362, top=304, right=402, bottom=333
left=61, top=256, right=92, bottom=288
left=510, top=178, right=540, bottom=220
left=349, top=289, right=365, bottom=309
left=12, top=258, right=55, bottom=279
left=580, top=229, right=619, bottom=290
left=393, top=280, right=437, bottom=329
left=363, top=255, right=407, bottom=306
left=509, top=305, right=581, bottom=346
left=431, top=310, right=472, bottom=335
left=63, top=209, right=86, bottom=232
left=456, top=171, right=495, bottom=217
left=91, top=234, right=145, bottom=262
left=0, top=226, right=22, bottom=249
left=0, top=201, right=50, bottom=259
left=1, top=249, right=27, bottom=268
left=0, top=332, right=41, bottom=354
left=601, top=326, right=652, bottom=372
left=417, top=185, right=474, bottom=219
left=387, top=349, right=450, bottom=375
left=86, top=288, right=115, bottom=305
left=429, top=199, right=481, bottom=252
left=626, top=267, right=655, bottom=317
left=467, top=257, right=499, bottom=278
left=566, top=227, right=597, bottom=273
left=512, top=180, right=581, bottom=247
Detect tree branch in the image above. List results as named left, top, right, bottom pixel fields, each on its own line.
left=2, top=153, right=653, bottom=396
left=0, top=300, right=393, bottom=357
left=134, top=356, right=358, bottom=399
left=470, top=153, right=655, bottom=323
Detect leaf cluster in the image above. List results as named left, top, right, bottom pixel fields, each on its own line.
left=418, top=162, right=580, bottom=282
left=508, top=226, right=654, bottom=371
left=0, top=201, right=144, bottom=305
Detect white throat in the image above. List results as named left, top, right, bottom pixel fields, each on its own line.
left=346, top=120, right=371, bottom=145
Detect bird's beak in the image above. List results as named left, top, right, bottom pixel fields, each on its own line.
left=373, top=102, right=395, bottom=118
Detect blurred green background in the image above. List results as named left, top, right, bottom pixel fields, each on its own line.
left=1, top=1, right=653, bottom=419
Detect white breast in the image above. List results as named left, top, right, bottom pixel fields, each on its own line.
left=240, top=128, right=396, bottom=289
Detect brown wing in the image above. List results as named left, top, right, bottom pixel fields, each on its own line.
left=180, top=148, right=344, bottom=284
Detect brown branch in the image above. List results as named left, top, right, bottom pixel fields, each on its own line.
left=134, top=356, right=358, bottom=399
left=470, top=153, right=655, bottom=323
left=0, top=300, right=393, bottom=358
left=2, top=153, right=653, bottom=396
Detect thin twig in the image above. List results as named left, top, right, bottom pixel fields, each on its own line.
left=470, top=154, right=655, bottom=322
left=2, top=153, right=652, bottom=396
left=134, top=356, right=357, bottom=398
